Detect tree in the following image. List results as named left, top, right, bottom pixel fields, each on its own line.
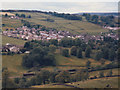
left=99, top=71, right=104, bottom=78
left=106, top=69, right=113, bottom=77
left=109, top=48, right=116, bottom=61
left=5, top=13, right=8, bottom=17
left=49, top=39, right=58, bottom=46
left=21, top=14, right=26, bottom=18
left=86, top=61, right=91, bottom=69
left=60, top=38, right=73, bottom=47
left=28, top=15, right=31, bottom=18
left=62, top=49, right=69, bottom=57
left=14, top=78, right=20, bottom=84
left=74, top=38, right=82, bottom=46
left=95, top=51, right=102, bottom=61
left=74, top=70, right=89, bottom=81
left=71, top=46, right=77, bottom=56
left=117, top=48, right=120, bottom=62
left=2, top=69, right=17, bottom=88
left=22, top=47, right=56, bottom=68
left=77, top=48, right=83, bottom=58
left=15, top=13, right=19, bottom=17
left=85, top=45, right=92, bottom=58
left=55, top=71, right=71, bottom=83
left=38, top=70, right=51, bottom=84
left=101, top=47, right=109, bottom=59
left=49, top=44, right=56, bottom=53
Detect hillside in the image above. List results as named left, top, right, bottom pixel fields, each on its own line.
left=2, top=35, right=26, bottom=46
left=31, top=77, right=119, bottom=88
left=2, top=11, right=108, bottom=34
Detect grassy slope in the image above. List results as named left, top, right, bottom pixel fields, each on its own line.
left=2, top=35, right=26, bottom=46
left=2, top=53, right=114, bottom=77
left=2, top=17, right=23, bottom=30
left=12, top=12, right=108, bottom=34
left=68, top=77, right=119, bottom=88
left=31, top=77, right=119, bottom=88
left=2, top=54, right=28, bottom=77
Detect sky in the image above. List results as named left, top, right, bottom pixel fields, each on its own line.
left=0, top=0, right=119, bottom=14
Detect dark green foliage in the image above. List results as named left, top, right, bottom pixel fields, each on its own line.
left=71, top=46, right=77, bottom=56
left=95, top=51, right=102, bottom=61
left=106, top=69, right=113, bottom=77
left=47, top=12, right=82, bottom=21
left=24, top=41, right=34, bottom=50
left=99, top=71, right=104, bottom=78
left=21, top=14, right=26, bottom=18
left=5, top=13, right=8, bottom=17
left=86, top=61, right=91, bottom=68
left=49, top=39, right=58, bottom=46
left=117, top=48, right=120, bottom=62
left=55, top=71, right=71, bottom=83
left=101, top=47, right=109, bottom=59
left=2, top=69, right=18, bottom=88
left=62, top=49, right=69, bottom=57
left=27, top=15, right=31, bottom=18
left=77, top=48, right=83, bottom=58
left=60, top=38, right=73, bottom=47
left=109, top=48, right=116, bottom=61
left=22, top=47, right=56, bottom=68
left=14, top=78, right=20, bottom=84
left=85, top=45, right=92, bottom=58
left=74, top=38, right=82, bottom=47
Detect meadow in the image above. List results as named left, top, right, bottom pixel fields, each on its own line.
left=11, top=12, right=108, bottom=34
left=2, top=53, right=118, bottom=77
left=31, top=77, right=119, bottom=88
left=2, top=35, right=26, bottom=46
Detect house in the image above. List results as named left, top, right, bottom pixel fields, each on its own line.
left=9, top=46, right=20, bottom=53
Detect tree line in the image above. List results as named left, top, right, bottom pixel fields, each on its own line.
left=82, top=13, right=118, bottom=27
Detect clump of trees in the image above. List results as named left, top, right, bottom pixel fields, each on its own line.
left=22, top=46, right=56, bottom=68
left=2, top=68, right=18, bottom=88
left=82, top=13, right=118, bottom=27
left=85, top=45, right=92, bottom=58
left=15, top=13, right=31, bottom=18
left=45, top=12, right=82, bottom=21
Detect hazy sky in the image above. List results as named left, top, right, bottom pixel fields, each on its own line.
left=0, top=0, right=119, bottom=13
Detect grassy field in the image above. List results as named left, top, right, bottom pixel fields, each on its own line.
left=2, top=17, right=23, bottom=30
left=2, top=54, right=28, bottom=77
left=67, top=77, right=119, bottom=88
left=11, top=12, right=108, bottom=34
left=2, top=35, right=26, bottom=46
left=2, top=52, right=114, bottom=77
left=31, top=77, right=119, bottom=88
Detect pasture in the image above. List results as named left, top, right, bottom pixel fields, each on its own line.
left=2, top=35, right=26, bottom=46
left=31, top=77, right=119, bottom=88
left=12, top=12, right=108, bottom=34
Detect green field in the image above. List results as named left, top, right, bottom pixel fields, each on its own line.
left=2, top=17, right=23, bottom=30
left=2, top=53, right=114, bottom=77
left=31, top=77, right=119, bottom=88
left=2, top=35, right=26, bottom=46
left=9, top=12, right=108, bottom=34
left=2, top=54, right=28, bottom=77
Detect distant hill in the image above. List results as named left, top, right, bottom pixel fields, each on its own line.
left=75, top=12, right=118, bottom=16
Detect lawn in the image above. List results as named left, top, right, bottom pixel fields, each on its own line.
left=2, top=35, right=26, bottom=46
